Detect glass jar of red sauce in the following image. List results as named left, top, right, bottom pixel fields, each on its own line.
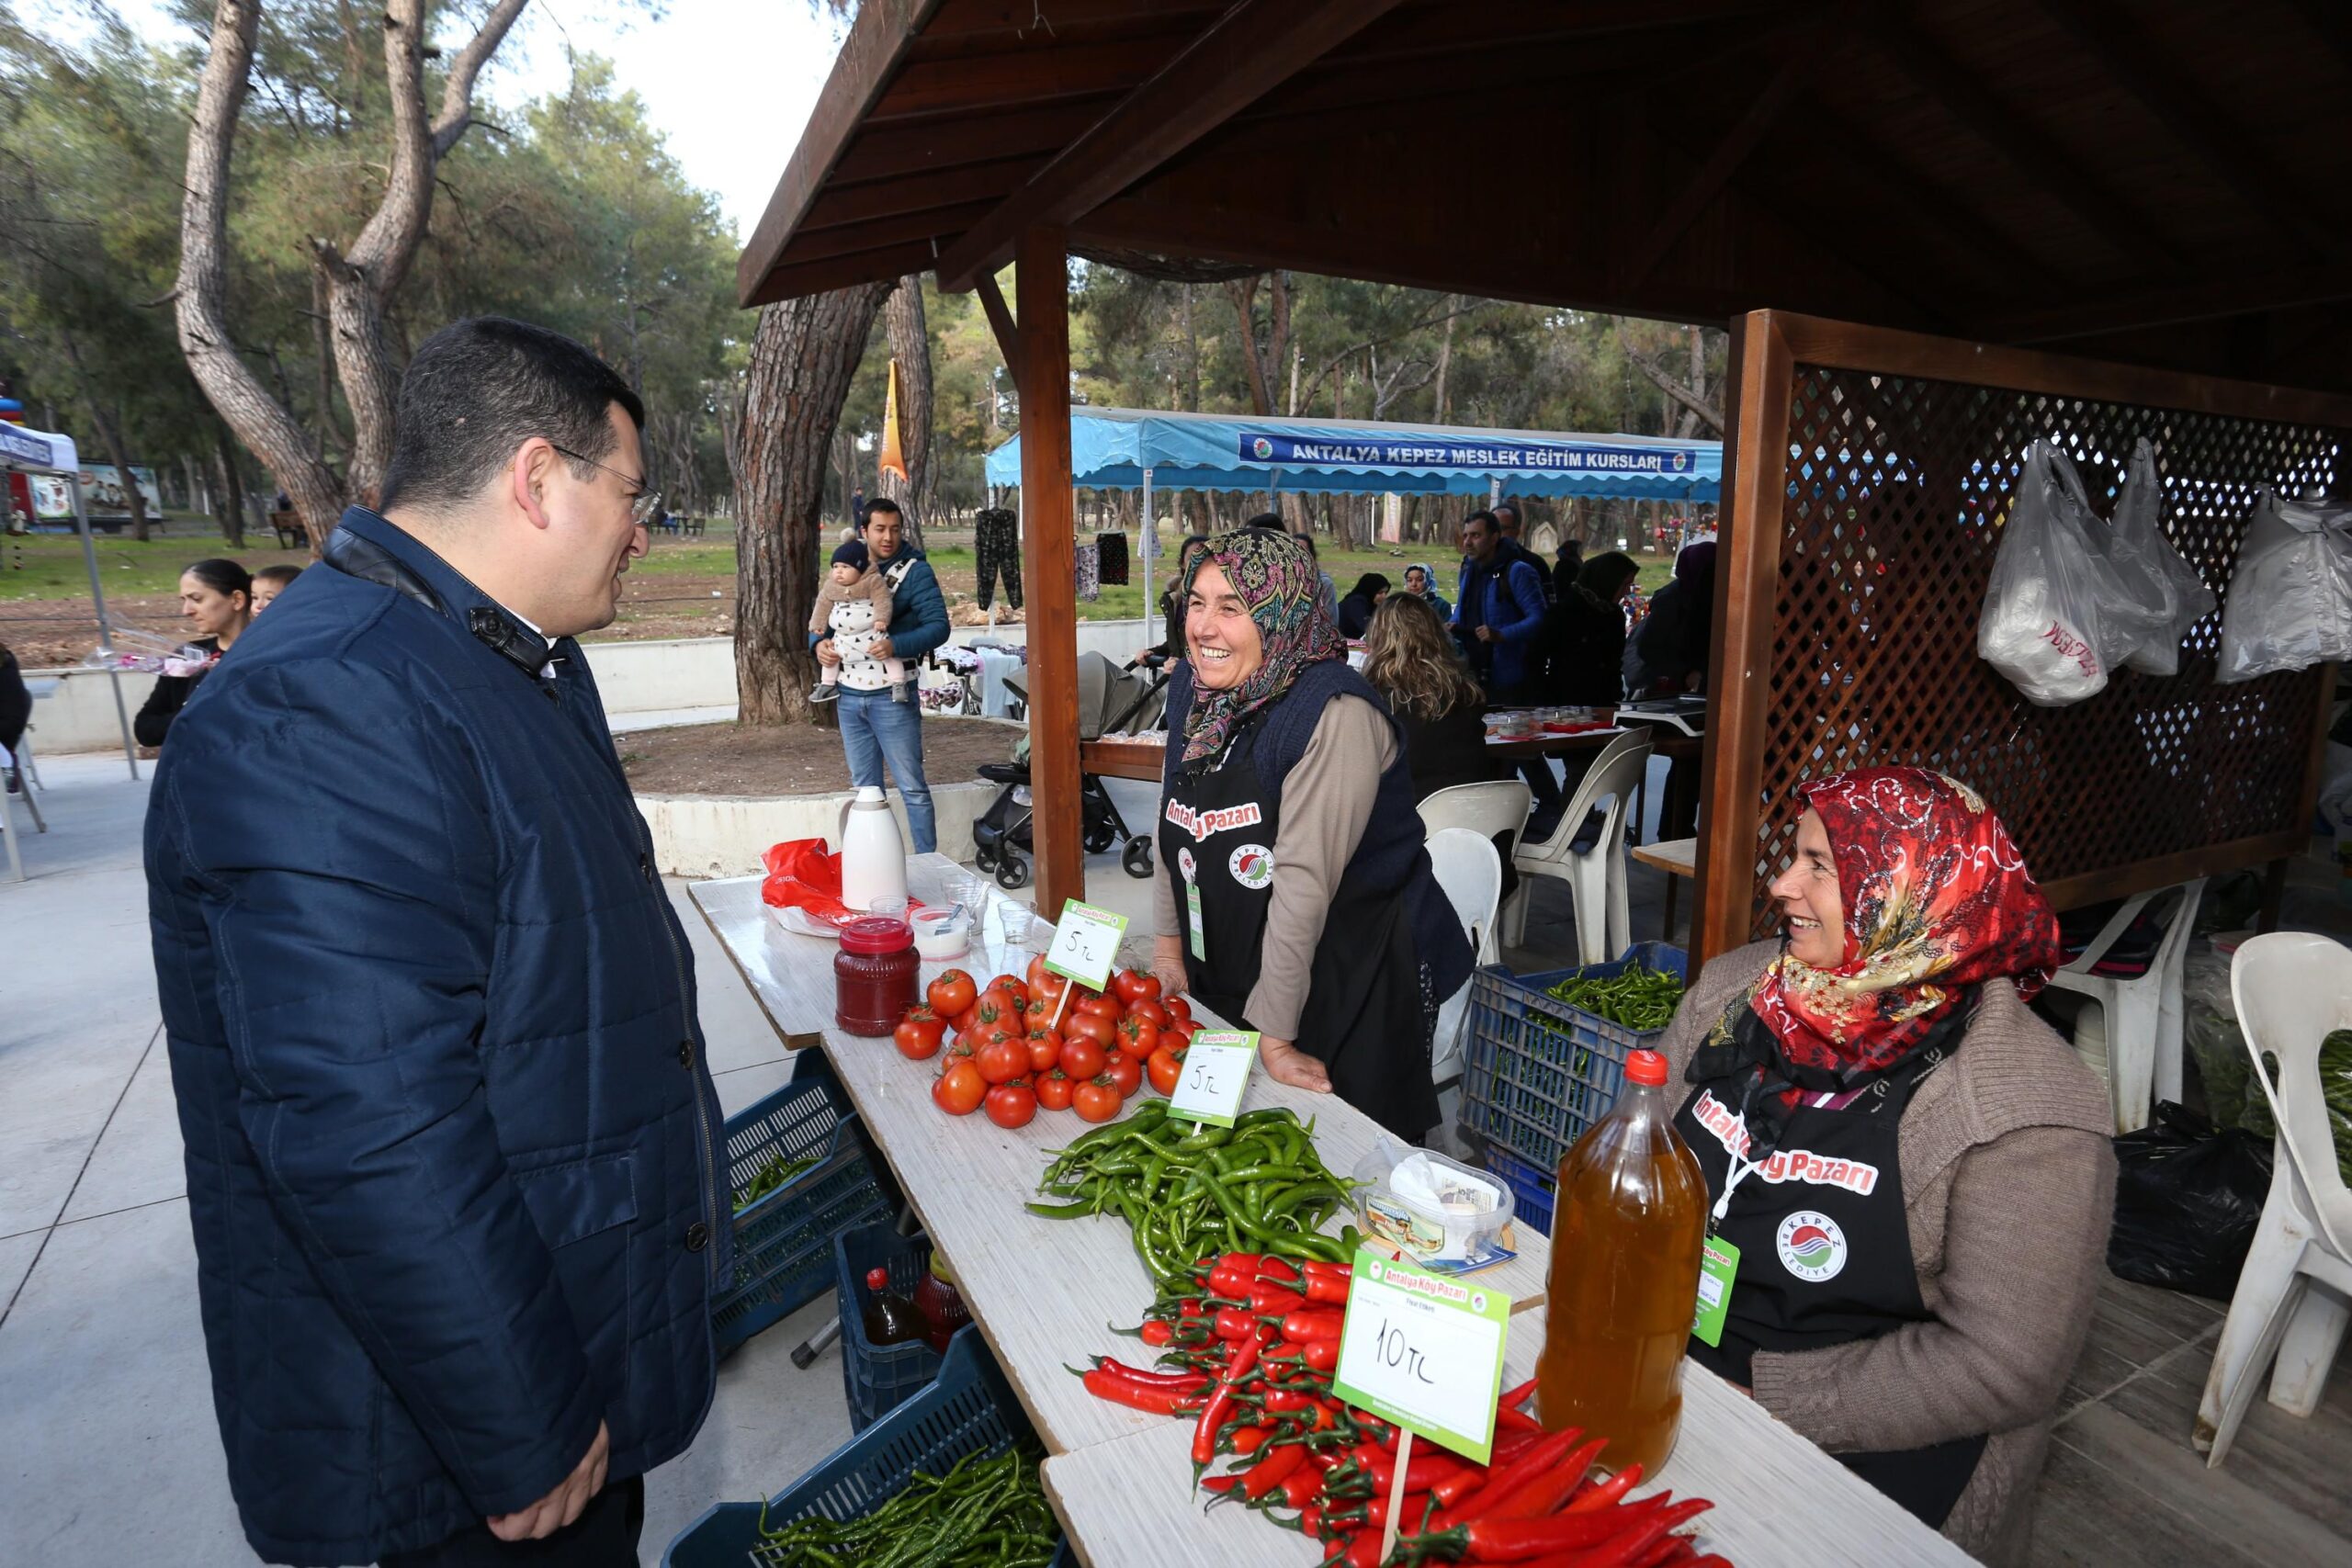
left=834, top=917, right=918, bottom=1036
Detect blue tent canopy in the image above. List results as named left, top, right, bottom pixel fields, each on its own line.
left=982, top=407, right=1719, bottom=502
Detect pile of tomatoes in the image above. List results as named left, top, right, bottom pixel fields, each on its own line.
left=895, top=956, right=1202, bottom=1132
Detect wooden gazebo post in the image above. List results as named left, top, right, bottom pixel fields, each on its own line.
left=1013, top=227, right=1085, bottom=912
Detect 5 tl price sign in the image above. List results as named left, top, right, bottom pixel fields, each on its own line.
left=1165, top=1030, right=1259, bottom=1128
left=1042, top=899, right=1129, bottom=991
left=1330, top=1247, right=1509, bottom=1464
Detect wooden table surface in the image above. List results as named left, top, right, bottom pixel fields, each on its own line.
left=695, top=861, right=1976, bottom=1568
left=1078, top=737, right=1166, bottom=782
left=1632, top=836, right=1699, bottom=876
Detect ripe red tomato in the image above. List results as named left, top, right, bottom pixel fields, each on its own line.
left=1025, top=1029, right=1062, bottom=1074
left=1112, top=969, right=1161, bottom=1006
left=1165, top=1016, right=1200, bottom=1047
left=893, top=1008, right=945, bottom=1060
left=1058, top=1035, right=1105, bottom=1081
left=1147, top=1043, right=1186, bottom=1097
left=932, top=1060, right=985, bottom=1116
left=975, top=1037, right=1027, bottom=1086
left=1103, top=1050, right=1143, bottom=1099
left=999, top=976, right=1032, bottom=1009
left=1115, top=1013, right=1159, bottom=1060
left=1035, top=1068, right=1075, bottom=1112
left=928, top=970, right=977, bottom=1019
left=1073, top=1076, right=1123, bottom=1122
left=1127, top=998, right=1170, bottom=1031
left=1162, top=996, right=1193, bottom=1026
left=1064, top=1010, right=1116, bottom=1050
left=1026, top=953, right=1053, bottom=991
left=972, top=989, right=1018, bottom=1030
left=1074, top=993, right=1122, bottom=1021
left=984, top=1078, right=1037, bottom=1129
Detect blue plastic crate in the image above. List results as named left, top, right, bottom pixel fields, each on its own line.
left=713, top=1052, right=899, bottom=1357
left=836, top=1223, right=945, bottom=1432
left=1460, top=942, right=1687, bottom=1175
left=1482, top=1145, right=1555, bottom=1237
left=662, top=1328, right=1074, bottom=1568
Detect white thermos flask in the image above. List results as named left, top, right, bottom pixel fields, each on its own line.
left=840, top=784, right=909, bottom=912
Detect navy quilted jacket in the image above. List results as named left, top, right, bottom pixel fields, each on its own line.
left=146, top=508, right=725, bottom=1565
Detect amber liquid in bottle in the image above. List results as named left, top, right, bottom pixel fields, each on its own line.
left=1535, top=1052, right=1710, bottom=1476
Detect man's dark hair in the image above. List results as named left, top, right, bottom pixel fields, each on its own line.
left=1462, top=510, right=1498, bottom=536
left=862, top=496, right=902, bottom=525
left=379, top=318, right=643, bottom=514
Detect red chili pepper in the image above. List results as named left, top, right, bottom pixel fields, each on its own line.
left=1470, top=1497, right=1712, bottom=1566
left=1193, top=1336, right=1260, bottom=1468
left=1138, top=1318, right=1174, bottom=1347
left=1352, top=1444, right=1470, bottom=1493
left=1230, top=1424, right=1271, bottom=1457
left=1257, top=1255, right=1301, bottom=1283
left=1091, top=1356, right=1209, bottom=1391
left=1241, top=1439, right=1308, bottom=1500
left=1281, top=1308, right=1347, bottom=1342
left=1498, top=1375, right=1539, bottom=1409
left=1301, top=1338, right=1340, bottom=1372
left=1252, top=1282, right=1305, bottom=1315
left=1265, top=1388, right=1314, bottom=1414
left=1561, top=1461, right=1645, bottom=1514
left=1497, top=1404, right=1544, bottom=1432
left=1430, top=1462, right=1487, bottom=1507
left=1199, top=1472, right=1240, bottom=1495
left=1482, top=1436, right=1609, bottom=1521
left=1452, top=1424, right=1587, bottom=1523
left=1280, top=1462, right=1324, bottom=1509
left=1213, top=1306, right=1257, bottom=1341
left=1081, top=1366, right=1197, bottom=1416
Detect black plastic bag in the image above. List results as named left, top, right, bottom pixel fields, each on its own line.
left=2107, top=1102, right=2273, bottom=1302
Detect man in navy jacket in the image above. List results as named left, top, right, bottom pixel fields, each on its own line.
left=812, top=495, right=950, bottom=851
left=147, top=319, right=724, bottom=1566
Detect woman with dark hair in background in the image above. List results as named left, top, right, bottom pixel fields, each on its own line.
left=1623, top=538, right=1716, bottom=698
left=1144, top=534, right=1213, bottom=663
left=1336, top=572, right=1391, bottom=638
left=134, top=558, right=252, bottom=747
left=1360, top=594, right=1503, bottom=801
left=1547, top=551, right=1641, bottom=706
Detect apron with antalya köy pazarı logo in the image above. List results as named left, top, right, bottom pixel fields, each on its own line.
left=1675, top=1027, right=1989, bottom=1529
left=1157, top=705, right=1435, bottom=1140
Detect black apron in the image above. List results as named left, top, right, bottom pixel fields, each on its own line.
left=1160, top=714, right=1437, bottom=1141
left=1677, top=1036, right=1988, bottom=1529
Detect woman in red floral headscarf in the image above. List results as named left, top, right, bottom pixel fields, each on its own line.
left=1653, top=768, right=2114, bottom=1565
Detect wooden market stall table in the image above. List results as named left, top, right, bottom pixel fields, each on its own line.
left=1631, top=836, right=1700, bottom=941
left=1078, top=736, right=1166, bottom=783
left=694, top=859, right=1973, bottom=1568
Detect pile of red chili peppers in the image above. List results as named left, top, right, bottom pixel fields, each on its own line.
left=1075, top=1250, right=1731, bottom=1567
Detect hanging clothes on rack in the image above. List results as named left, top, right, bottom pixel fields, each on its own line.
left=974, top=506, right=1023, bottom=611
left=1076, top=541, right=1102, bottom=602
left=1096, top=532, right=1130, bottom=586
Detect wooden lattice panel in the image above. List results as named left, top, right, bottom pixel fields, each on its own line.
left=1740, top=365, right=2340, bottom=937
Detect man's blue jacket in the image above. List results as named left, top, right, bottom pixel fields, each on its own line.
left=146, top=508, right=725, bottom=1565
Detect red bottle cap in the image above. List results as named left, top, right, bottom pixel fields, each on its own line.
left=1624, top=1049, right=1668, bottom=1087
left=865, top=1267, right=891, bottom=1291
left=840, top=916, right=912, bottom=954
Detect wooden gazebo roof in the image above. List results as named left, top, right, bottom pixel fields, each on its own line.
left=740, top=0, right=2352, bottom=391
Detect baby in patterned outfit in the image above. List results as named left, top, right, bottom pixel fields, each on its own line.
left=808, top=540, right=909, bottom=703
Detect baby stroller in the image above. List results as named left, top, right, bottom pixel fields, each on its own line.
left=972, top=652, right=1169, bottom=888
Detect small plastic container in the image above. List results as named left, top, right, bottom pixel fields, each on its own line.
left=1351, top=1138, right=1516, bottom=1272
left=834, top=917, right=918, bottom=1036
left=909, top=906, right=969, bottom=961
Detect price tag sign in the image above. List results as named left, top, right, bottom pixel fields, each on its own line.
left=1041, top=899, right=1129, bottom=990
left=1165, top=1030, right=1259, bottom=1128
left=1330, top=1246, right=1509, bottom=1463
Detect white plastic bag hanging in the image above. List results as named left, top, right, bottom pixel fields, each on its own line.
left=2105, top=437, right=2217, bottom=678
left=2217, top=488, right=2352, bottom=682
left=1977, top=440, right=2139, bottom=705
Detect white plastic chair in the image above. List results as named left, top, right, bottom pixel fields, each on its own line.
left=1423, top=828, right=1502, bottom=1089
left=2045, top=878, right=2205, bottom=1134
left=2196, top=932, right=2352, bottom=1466
left=1499, top=729, right=1652, bottom=963
left=1415, top=779, right=1532, bottom=843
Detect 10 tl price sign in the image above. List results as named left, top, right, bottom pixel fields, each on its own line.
left=1330, top=1247, right=1510, bottom=1464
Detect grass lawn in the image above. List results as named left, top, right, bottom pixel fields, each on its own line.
left=4, top=516, right=1682, bottom=620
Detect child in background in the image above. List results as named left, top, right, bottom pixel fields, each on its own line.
left=250, top=563, right=302, bottom=612
left=808, top=540, right=908, bottom=703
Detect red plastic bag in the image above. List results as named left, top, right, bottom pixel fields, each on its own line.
left=760, top=840, right=860, bottom=930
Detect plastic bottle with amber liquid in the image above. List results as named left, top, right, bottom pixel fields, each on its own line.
left=912, top=1251, right=971, bottom=1354
left=1535, top=1047, right=1709, bottom=1476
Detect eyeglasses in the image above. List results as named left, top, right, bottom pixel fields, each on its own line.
left=550, top=443, right=662, bottom=526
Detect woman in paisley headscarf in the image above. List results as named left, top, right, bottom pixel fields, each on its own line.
left=1653, top=768, right=2113, bottom=1564
left=1149, top=528, right=1471, bottom=1140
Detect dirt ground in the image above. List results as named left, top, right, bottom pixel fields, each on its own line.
left=616, top=714, right=1022, bottom=795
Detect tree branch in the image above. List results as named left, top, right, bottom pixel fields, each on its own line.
left=1616, top=323, right=1724, bottom=434
left=432, top=0, right=531, bottom=157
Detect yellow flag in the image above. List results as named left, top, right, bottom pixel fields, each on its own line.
left=877, top=358, right=909, bottom=484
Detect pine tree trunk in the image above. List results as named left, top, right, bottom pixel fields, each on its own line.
left=212, top=429, right=247, bottom=548
left=732, top=284, right=893, bottom=726
left=881, top=275, right=934, bottom=547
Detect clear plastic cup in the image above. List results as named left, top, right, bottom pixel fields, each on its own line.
left=999, top=903, right=1035, bottom=952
